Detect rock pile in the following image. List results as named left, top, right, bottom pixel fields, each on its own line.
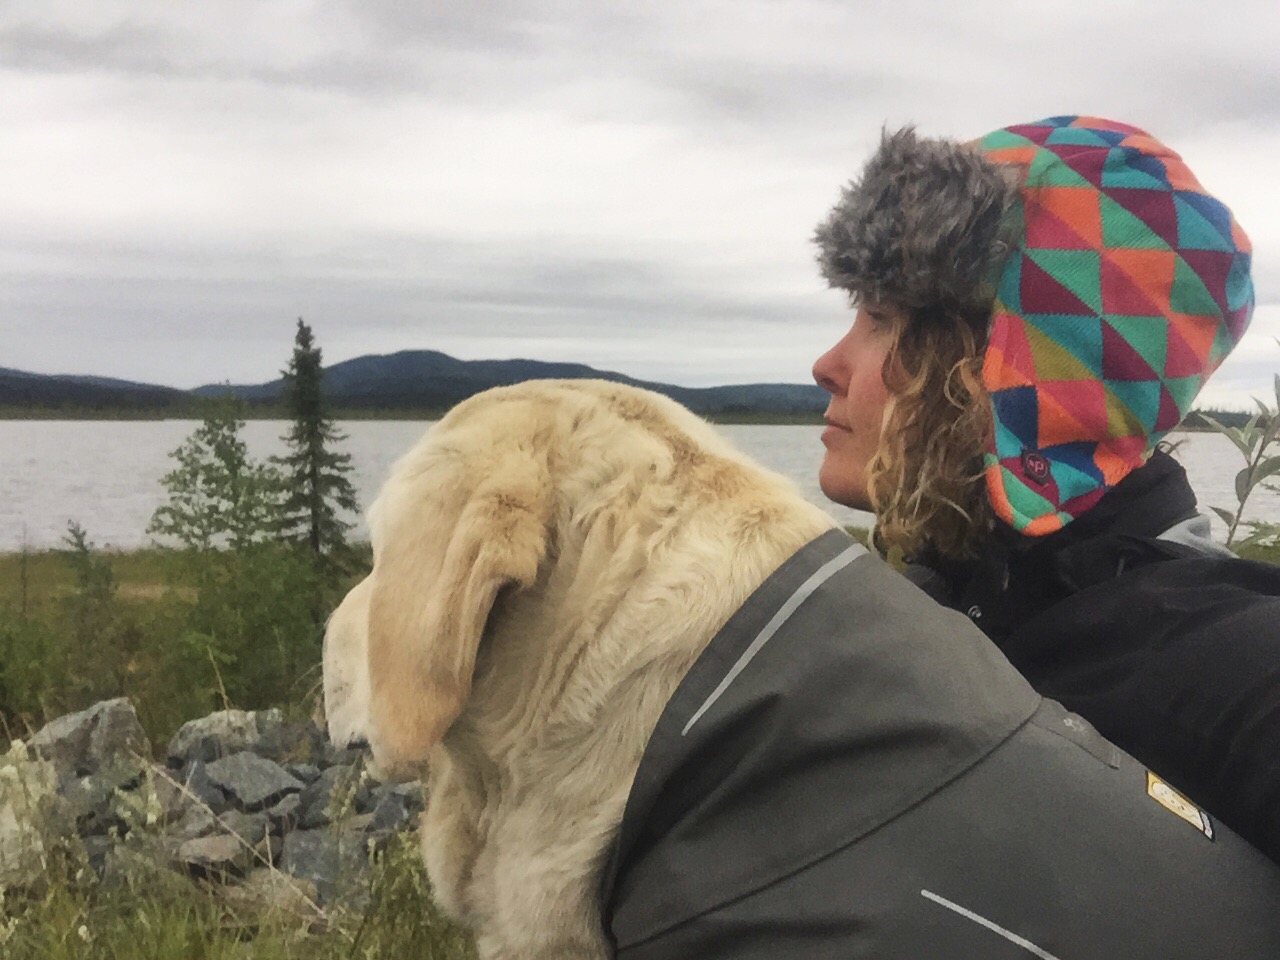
left=0, top=698, right=423, bottom=911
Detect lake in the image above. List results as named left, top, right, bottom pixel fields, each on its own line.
left=1, top=421, right=1273, bottom=553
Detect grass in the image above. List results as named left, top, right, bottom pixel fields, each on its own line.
left=0, top=831, right=477, bottom=960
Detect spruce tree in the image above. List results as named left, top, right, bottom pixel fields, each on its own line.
left=274, top=319, right=359, bottom=561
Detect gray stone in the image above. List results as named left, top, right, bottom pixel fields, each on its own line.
left=61, top=775, right=127, bottom=837
left=298, top=764, right=366, bottom=830
left=148, top=765, right=193, bottom=823
left=204, top=752, right=302, bottom=811
left=322, top=742, right=368, bottom=768
left=266, top=793, right=302, bottom=835
left=284, top=763, right=321, bottom=786
left=368, top=784, right=421, bottom=834
left=177, top=833, right=251, bottom=880
left=219, top=810, right=270, bottom=848
left=180, top=760, right=228, bottom=814
left=166, top=709, right=283, bottom=768
left=279, top=828, right=370, bottom=909
left=170, top=804, right=218, bottom=842
left=28, top=698, right=150, bottom=787
left=253, top=722, right=326, bottom=766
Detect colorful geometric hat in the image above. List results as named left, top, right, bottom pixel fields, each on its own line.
left=976, top=116, right=1253, bottom=535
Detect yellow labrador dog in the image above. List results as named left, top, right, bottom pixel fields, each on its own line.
left=323, top=379, right=835, bottom=958
left=323, top=379, right=1280, bottom=960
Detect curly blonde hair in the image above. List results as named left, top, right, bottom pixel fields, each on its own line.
left=867, top=306, right=993, bottom=560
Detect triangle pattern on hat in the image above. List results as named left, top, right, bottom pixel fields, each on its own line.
left=1002, top=467, right=1059, bottom=527
left=1227, top=254, right=1253, bottom=312
left=1101, top=321, right=1158, bottom=382
left=1166, top=311, right=1217, bottom=362
left=1101, top=156, right=1170, bottom=191
left=1165, top=373, right=1202, bottom=412
left=981, top=128, right=1037, bottom=151
left=1036, top=383, right=1097, bottom=447
left=1175, top=196, right=1236, bottom=252
left=1024, top=320, right=1100, bottom=382
left=1105, top=188, right=1179, bottom=248
left=1179, top=248, right=1234, bottom=314
left=1004, top=123, right=1055, bottom=145
left=987, top=315, right=1038, bottom=388
left=1111, top=316, right=1167, bottom=375
left=1023, top=313, right=1104, bottom=377
left=1100, top=256, right=1163, bottom=316
left=1040, top=378, right=1109, bottom=438
left=1101, top=381, right=1146, bottom=438
left=1020, top=254, right=1096, bottom=315
left=1046, top=127, right=1115, bottom=148
left=1107, top=378, right=1162, bottom=429
left=1154, top=383, right=1182, bottom=432
left=990, top=384, right=1040, bottom=448
left=1169, top=257, right=1223, bottom=316
left=1102, top=248, right=1176, bottom=311
left=1163, top=323, right=1204, bottom=378
left=1030, top=150, right=1093, bottom=188
left=1177, top=190, right=1234, bottom=241
left=1100, top=194, right=1172, bottom=250
left=1058, top=146, right=1107, bottom=186
left=1024, top=200, right=1098, bottom=250
left=1026, top=249, right=1102, bottom=313
left=1047, top=456, right=1104, bottom=502
left=1046, top=440, right=1104, bottom=481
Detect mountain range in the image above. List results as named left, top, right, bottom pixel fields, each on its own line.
left=2, top=351, right=828, bottom=418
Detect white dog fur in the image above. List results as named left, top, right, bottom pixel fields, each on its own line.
left=323, top=379, right=836, bottom=960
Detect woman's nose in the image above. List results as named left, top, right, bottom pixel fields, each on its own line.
left=812, top=341, right=846, bottom=395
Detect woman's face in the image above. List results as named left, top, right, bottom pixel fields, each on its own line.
left=812, top=303, right=899, bottom=510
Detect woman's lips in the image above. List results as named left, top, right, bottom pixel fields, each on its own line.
left=821, top=420, right=851, bottom=443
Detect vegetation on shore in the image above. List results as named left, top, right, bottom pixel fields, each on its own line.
left=0, top=326, right=480, bottom=959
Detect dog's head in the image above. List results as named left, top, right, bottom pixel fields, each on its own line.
left=323, top=384, right=556, bottom=780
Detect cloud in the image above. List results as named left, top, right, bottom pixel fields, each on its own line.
left=1, top=0, right=1277, bottom=399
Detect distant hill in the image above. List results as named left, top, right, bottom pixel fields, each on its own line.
left=0, top=367, right=187, bottom=413
left=4, top=352, right=828, bottom=418
left=191, top=350, right=830, bottom=416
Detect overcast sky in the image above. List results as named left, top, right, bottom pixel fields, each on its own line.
left=3, top=0, right=1278, bottom=407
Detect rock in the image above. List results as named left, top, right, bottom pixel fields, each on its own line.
left=61, top=775, right=128, bottom=837
left=177, top=833, right=251, bottom=880
left=204, top=752, right=302, bottom=812
left=167, top=709, right=283, bottom=768
left=322, top=742, right=368, bottom=769
left=170, top=804, right=218, bottom=842
left=253, top=722, right=326, bottom=767
left=279, top=828, right=370, bottom=909
left=297, top=764, right=366, bottom=830
left=147, top=765, right=193, bottom=823
left=284, top=763, right=322, bottom=786
left=219, top=810, right=270, bottom=848
left=179, top=760, right=229, bottom=814
left=27, top=698, right=150, bottom=788
left=266, top=794, right=302, bottom=835
left=367, top=783, right=421, bottom=834
left=0, top=741, right=59, bottom=888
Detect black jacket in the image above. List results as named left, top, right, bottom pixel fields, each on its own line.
left=907, top=450, right=1280, bottom=865
left=603, top=531, right=1280, bottom=958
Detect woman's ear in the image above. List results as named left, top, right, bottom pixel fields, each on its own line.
left=367, top=444, right=550, bottom=772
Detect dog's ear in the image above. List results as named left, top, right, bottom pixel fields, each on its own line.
left=367, top=445, right=550, bottom=770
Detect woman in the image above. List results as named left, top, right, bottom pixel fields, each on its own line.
left=811, top=116, right=1280, bottom=863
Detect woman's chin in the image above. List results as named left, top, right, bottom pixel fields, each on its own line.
left=818, top=460, right=871, bottom=512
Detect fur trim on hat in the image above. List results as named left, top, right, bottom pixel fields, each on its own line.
left=814, top=127, right=1018, bottom=316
